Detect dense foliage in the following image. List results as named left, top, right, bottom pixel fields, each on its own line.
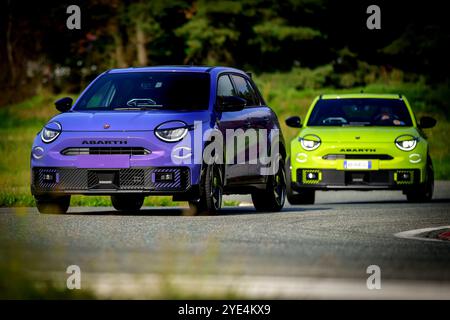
left=1, top=0, right=449, bottom=105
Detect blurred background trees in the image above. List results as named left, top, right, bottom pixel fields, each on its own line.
left=0, top=0, right=449, bottom=106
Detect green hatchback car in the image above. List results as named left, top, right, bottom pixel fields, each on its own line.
left=285, top=94, right=436, bottom=204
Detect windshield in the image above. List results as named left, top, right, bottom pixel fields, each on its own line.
left=307, top=98, right=413, bottom=127
left=75, top=72, right=210, bottom=111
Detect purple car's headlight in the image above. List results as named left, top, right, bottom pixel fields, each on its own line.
left=41, top=121, right=62, bottom=143
left=155, top=121, right=189, bottom=142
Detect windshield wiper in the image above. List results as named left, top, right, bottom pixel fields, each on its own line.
left=113, top=105, right=163, bottom=110
left=139, top=105, right=163, bottom=109
left=343, top=122, right=372, bottom=127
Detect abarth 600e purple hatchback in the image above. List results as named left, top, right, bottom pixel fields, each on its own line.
left=31, top=66, right=287, bottom=214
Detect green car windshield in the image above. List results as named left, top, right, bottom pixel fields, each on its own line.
left=307, top=98, right=413, bottom=127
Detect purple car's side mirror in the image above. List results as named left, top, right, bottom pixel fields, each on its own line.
left=216, top=96, right=246, bottom=112
left=55, top=97, right=73, bottom=113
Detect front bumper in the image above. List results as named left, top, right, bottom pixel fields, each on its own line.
left=292, top=168, right=422, bottom=191
left=31, top=166, right=193, bottom=196
left=30, top=129, right=204, bottom=196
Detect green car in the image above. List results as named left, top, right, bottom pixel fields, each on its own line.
left=285, top=93, right=436, bottom=204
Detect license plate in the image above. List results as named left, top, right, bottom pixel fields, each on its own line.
left=344, top=160, right=372, bottom=170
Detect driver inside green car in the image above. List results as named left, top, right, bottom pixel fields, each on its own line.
left=374, top=107, right=405, bottom=126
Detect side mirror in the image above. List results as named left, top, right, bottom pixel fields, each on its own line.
left=216, top=96, right=246, bottom=112
left=55, top=97, right=73, bottom=112
left=285, top=116, right=302, bottom=128
left=419, top=116, right=436, bottom=129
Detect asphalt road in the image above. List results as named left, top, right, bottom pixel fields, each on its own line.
left=1, top=182, right=450, bottom=298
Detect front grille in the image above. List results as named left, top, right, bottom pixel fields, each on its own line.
left=33, top=167, right=190, bottom=192
left=119, top=169, right=148, bottom=190
left=296, top=169, right=420, bottom=186
left=35, top=168, right=89, bottom=190
left=61, top=147, right=151, bottom=156
left=323, top=154, right=393, bottom=160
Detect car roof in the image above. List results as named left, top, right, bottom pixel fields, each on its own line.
left=107, top=65, right=246, bottom=75
left=319, top=93, right=403, bottom=100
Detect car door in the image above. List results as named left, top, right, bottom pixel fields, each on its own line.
left=215, top=74, right=253, bottom=184
left=230, top=75, right=269, bottom=182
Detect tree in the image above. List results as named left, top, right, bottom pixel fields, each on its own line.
left=176, top=0, right=242, bottom=65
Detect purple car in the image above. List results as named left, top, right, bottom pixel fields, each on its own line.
left=31, top=66, right=286, bottom=214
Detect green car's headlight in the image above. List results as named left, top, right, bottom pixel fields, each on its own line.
left=41, top=122, right=62, bottom=143
left=300, top=134, right=321, bottom=151
left=395, top=135, right=418, bottom=151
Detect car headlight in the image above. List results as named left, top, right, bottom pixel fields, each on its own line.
left=395, top=135, right=418, bottom=151
left=41, top=122, right=62, bottom=143
left=300, top=134, right=321, bottom=151
left=155, top=121, right=189, bottom=142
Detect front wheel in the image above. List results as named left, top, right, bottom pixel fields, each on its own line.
left=252, top=160, right=286, bottom=212
left=189, top=163, right=223, bottom=215
left=406, top=157, right=434, bottom=203
left=35, top=195, right=70, bottom=214
left=287, top=188, right=315, bottom=205
left=111, top=195, right=144, bottom=212
left=285, top=157, right=315, bottom=205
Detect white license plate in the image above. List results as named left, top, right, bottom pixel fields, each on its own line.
left=344, top=160, right=372, bottom=170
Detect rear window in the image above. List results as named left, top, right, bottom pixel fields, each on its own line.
left=75, top=72, right=210, bottom=111
left=307, top=98, right=413, bottom=127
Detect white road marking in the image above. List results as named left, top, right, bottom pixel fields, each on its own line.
left=394, top=226, right=450, bottom=243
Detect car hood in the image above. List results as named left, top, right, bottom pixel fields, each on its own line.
left=49, top=110, right=211, bottom=132
left=300, top=126, right=419, bottom=143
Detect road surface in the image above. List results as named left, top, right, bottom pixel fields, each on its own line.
left=1, top=182, right=449, bottom=299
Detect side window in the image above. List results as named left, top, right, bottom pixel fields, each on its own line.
left=217, top=75, right=235, bottom=97
left=231, top=75, right=258, bottom=106
left=246, top=79, right=261, bottom=105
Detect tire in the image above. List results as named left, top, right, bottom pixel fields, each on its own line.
left=35, top=195, right=70, bottom=214
left=111, top=195, right=144, bottom=212
left=287, top=188, right=315, bottom=205
left=285, top=157, right=315, bottom=205
left=251, top=159, right=286, bottom=212
left=406, top=156, right=434, bottom=203
left=189, top=163, right=223, bottom=215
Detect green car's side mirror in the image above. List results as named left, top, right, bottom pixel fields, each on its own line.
left=285, top=116, right=302, bottom=128
left=419, top=116, right=436, bottom=129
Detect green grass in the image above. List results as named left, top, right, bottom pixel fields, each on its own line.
left=0, top=71, right=449, bottom=207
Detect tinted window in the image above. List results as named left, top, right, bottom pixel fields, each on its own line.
left=86, top=80, right=116, bottom=108
left=217, top=75, right=235, bottom=97
left=307, top=98, right=413, bottom=127
left=76, top=72, right=210, bottom=111
left=231, top=75, right=258, bottom=106
left=246, top=79, right=260, bottom=105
